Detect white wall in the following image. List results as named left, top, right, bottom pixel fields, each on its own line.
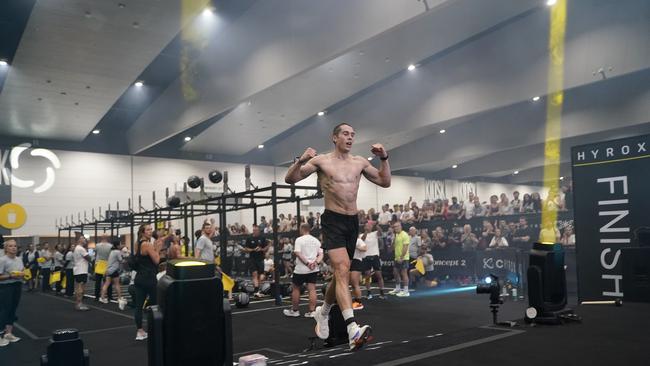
left=10, top=149, right=425, bottom=236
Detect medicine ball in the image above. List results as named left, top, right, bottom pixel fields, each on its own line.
left=243, top=281, right=255, bottom=294
left=119, top=273, right=131, bottom=286
left=260, top=282, right=272, bottom=295
left=166, top=195, right=181, bottom=208
left=235, top=293, right=250, bottom=308
left=187, top=175, right=202, bottom=189
left=282, top=283, right=293, bottom=297
left=208, top=170, right=223, bottom=184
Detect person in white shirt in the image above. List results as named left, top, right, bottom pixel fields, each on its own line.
left=360, top=222, right=385, bottom=299
left=350, top=238, right=367, bottom=310
left=488, top=228, right=509, bottom=248
left=283, top=224, right=323, bottom=318
left=73, top=236, right=93, bottom=311
left=376, top=204, right=391, bottom=226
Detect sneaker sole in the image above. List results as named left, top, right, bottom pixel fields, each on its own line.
left=350, top=327, right=373, bottom=351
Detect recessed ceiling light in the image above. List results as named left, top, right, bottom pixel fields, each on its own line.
left=407, top=64, right=416, bottom=71
left=560, top=176, right=564, bottom=180
left=513, top=170, right=520, bottom=175
left=258, top=144, right=264, bottom=149
left=134, top=81, right=144, bottom=87
left=317, top=111, right=325, bottom=116
left=452, top=164, right=458, bottom=169
left=0, top=60, right=8, bottom=66
left=532, top=96, right=540, bottom=101
left=546, top=0, right=557, bottom=6
left=92, top=129, right=100, bottom=135
left=368, top=157, right=373, bottom=161
left=184, top=136, right=192, bottom=142
left=439, top=129, right=446, bottom=134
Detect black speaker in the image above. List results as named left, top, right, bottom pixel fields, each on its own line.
left=622, top=247, right=650, bottom=303
left=40, top=329, right=89, bottom=366
left=148, top=259, right=232, bottom=366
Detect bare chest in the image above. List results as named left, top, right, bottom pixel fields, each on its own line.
left=318, top=159, right=363, bottom=184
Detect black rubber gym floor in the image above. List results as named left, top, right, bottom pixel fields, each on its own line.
left=1, top=287, right=648, bottom=366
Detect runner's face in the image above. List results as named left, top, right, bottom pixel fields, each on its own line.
left=333, top=125, right=355, bottom=152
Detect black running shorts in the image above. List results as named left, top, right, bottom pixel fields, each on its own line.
left=321, top=209, right=359, bottom=260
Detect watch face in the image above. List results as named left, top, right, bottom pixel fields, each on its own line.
left=526, top=307, right=537, bottom=319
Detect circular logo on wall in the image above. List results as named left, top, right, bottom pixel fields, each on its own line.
left=0, top=203, right=27, bottom=230
left=9, top=143, right=61, bottom=193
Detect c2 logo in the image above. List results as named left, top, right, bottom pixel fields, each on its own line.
left=1, top=143, right=61, bottom=194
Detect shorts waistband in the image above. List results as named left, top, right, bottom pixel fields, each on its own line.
left=323, top=209, right=358, bottom=219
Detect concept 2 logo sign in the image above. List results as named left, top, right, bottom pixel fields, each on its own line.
left=0, top=144, right=61, bottom=194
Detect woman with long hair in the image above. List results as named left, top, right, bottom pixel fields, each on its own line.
left=133, top=223, right=162, bottom=341
left=531, top=192, right=543, bottom=212
left=52, top=244, right=65, bottom=295
left=521, top=193, right=534, bottom=213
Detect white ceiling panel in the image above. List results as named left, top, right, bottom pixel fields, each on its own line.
left=0, top=0, right=207, bottom=140
left=182, top=0, right=540, bottom=155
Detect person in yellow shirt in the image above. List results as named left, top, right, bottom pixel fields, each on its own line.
left=538, top=218, right=561, bottom=244
left=389, top=222, right=411, bottom=297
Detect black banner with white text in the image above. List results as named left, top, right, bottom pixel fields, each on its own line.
left=572, top=134, right=650, bottom=301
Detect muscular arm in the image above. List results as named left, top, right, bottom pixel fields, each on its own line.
left=285, top=160, right=318, bottom=184
left=362, top=159, right=391, bottom=188
left=285, top=149, right=319, bottom=184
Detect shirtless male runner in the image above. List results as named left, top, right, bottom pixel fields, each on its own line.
left=285, top=123, right=391, bottom=350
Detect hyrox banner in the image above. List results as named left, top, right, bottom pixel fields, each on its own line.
left=572, top=134, right=650, bottom=301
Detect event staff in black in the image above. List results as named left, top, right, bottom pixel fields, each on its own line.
left=242, top=225, right=269, bottom=296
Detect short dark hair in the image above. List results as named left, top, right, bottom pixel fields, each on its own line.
left=332, top=123, right=352, bottom=137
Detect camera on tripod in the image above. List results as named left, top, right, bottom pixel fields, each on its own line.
left=476, top=274, right=502, bottom=305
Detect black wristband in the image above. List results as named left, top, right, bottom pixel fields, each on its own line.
left=380, top=153, right=389, bottom=161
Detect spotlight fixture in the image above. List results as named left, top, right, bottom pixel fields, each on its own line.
left=560, top=176, right=564, bottom=180
left=202, top=7, right=215, bottom=15
left=317, top=111, right=325, bottom=116
left=184, top=136, right=192, bottom=142
left=439, top=129, right=446, bottom=134
left=257, top=144, right=264, bottom=149
left=514, top=170, right=520, bottom=175
left=532, top=96, right=541, bottom=101
left=546, top=0, right=557, bottom=6
left=92, top=129, right=100, bottom=135
left=134, top=81, right=144, bottom=87
left=452, top=164, right=458, bottom=169
left=0, top=59, right=7, bottom=66
left=407, top=64, right=416, bottom=71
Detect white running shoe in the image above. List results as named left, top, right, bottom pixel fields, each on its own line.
left=4, top=333, right=21, bottom=343
left=388, top=288, right=400, bottom=295
left=135, top=331, right=148, bottom=341
left=348, top=324, right=372, bottom=351
left=118, top=297, right=127, bottom=311
left=283, top=309, right=300, bottom=317
left=396, top=290, right=410, bottom=297
left=313, top=306, right=330, bottom=339
left=98, top=297, right=109, bottom=304
left=304, top=311, right=315, bottom=318
left=0, top=338, right=9, bottom=347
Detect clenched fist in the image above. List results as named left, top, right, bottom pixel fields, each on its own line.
left=299, top=147, right=317, bottom=163
left=371, top=144, right=388, bottom=159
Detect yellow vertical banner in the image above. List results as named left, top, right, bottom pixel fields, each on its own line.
left=541, top=0, right=567, bottom=235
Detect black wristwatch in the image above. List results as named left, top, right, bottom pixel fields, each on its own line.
left=380, top=153, right=389, bottom=161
